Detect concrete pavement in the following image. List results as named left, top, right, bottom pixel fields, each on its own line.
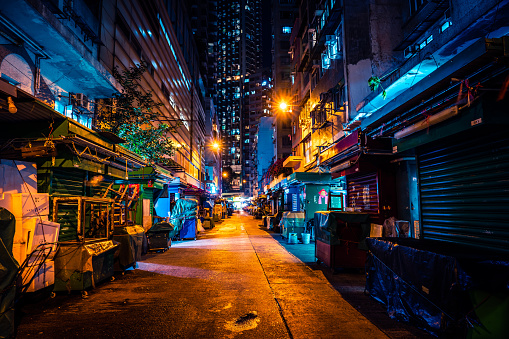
left=15, top=212, right=388, bottom=338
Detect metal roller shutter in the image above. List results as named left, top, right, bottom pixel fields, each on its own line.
left=418, top=130, right=509, bottom=254
left=347, top=172, right=379, bottom=214
left=50, top=168, right=86, bottom=197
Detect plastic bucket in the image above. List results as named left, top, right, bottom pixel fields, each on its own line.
left=288, top=233, right=298, bottom=244
left=302, top=233, right=311, bottom=244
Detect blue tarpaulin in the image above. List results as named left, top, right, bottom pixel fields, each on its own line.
left=365, top=237, right=509, bottom=336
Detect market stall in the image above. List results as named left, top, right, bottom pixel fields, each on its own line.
left=280, top=211, right=306, bottom=240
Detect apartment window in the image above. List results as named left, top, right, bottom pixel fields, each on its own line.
left=303, top=137, right=312, bottom=164
left=282, top=26, right=292, bottom=34
left=321, top=50, right=331, bottom=69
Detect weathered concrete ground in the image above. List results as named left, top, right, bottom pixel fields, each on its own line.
left=14, top=212, right=429, bottom=338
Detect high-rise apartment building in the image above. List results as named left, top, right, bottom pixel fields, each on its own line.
left=216, top=0, right=262, bottom=195
left=247, top=68, right=272, bottom=196
left=272, top=0, right=297, bottom=161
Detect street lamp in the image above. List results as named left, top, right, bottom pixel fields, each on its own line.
left=211, top=141, right=220, bottom=151
left=223, top=172, right=228, bottom=178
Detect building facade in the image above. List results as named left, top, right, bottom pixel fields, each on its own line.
left=216, top=0, right=262, bottom=195
left=271, top=0, right=297, bottom=162
left=281, top=0, right=509, bottom=253
left=0, top=0, right=210, bottom=200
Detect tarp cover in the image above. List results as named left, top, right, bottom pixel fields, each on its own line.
left=280, top=211, right=305, bottom=228
left=170, top=199, right=198, bottom=232
left=314, top=211, right=370, bottom=247
left=113, top=226, right=145, bottom=270
left=365, top=238, right=509, bottom=336
left=0, top=208, right=15, bottom=254
left=55, top=240, right=118, bottom=278
left=0, top=238, right=17, bottom=339
left=0, top=208, right=17, bottom=338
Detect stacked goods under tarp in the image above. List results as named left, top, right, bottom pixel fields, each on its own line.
left=365, top=238, right=509, bottom=337
left=112, top=225, right=145, bottom=270
left=169, top=198, right=198, bottom=240
left=314, top=211, right=371, bottom=269
left=146, top=221, right=174, bottom=251
left=53, top=240, right=118, bottom=295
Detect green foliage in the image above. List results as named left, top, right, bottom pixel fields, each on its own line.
left=97, top=61, right=179, bottom=165
left=368, top=76, right=387, bottom=99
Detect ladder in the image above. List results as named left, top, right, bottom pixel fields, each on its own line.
left=102, top=183, right=140, bottom=226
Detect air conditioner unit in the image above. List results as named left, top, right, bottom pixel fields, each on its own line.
left=74, top=93, right=89, bottom=110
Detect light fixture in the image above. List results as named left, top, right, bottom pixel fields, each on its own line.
left=279, top=101, right=288, bottom=110
left=394, top=106, right=459, bottom=139
left=7, top=97, right=16, bottom=114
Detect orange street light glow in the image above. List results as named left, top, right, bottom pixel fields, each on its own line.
left=279, top=102, right=288, bottom=110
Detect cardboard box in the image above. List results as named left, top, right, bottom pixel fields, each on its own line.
left=22, top=218, right=60, bottom=263
left=0, top=192, right=49, bottom=218
left=12, top=242, right=27, bottom=266
left=21, top=260, right=55, bottom=293
left=370, top=224, right=383, bottom=238
left=0, top=160, right=37, bottom=195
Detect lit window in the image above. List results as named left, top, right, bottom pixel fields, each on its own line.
left=440, top=20, right=452, bottom=33
left=321, top=51, right=331, bottom=69
left=326, top=35, right=340, bottom=60
left=282, top=26, right=292, bottom=34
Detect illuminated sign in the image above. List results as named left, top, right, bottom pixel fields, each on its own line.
left=318, top=189, right=328, bottom=205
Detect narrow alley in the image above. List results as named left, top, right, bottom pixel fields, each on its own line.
left=14, top=212, right=422, bottom=339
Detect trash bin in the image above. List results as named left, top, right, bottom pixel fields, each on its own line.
left=112, top=225, right=145, bottom=270
left=146, top=222, right=175, bottom=252
left=179, top=218, right=196, bottom=240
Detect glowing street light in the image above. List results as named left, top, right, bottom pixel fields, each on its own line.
left=279, top=101, right=288, bottom=111
left=212, top=141, right=220, bottom=150
left=223, top=172, right=228, bottom=178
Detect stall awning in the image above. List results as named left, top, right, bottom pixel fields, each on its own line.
left=331, top=155, right=360, bottom=179
left=184, top=183, right=207, bottom=196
